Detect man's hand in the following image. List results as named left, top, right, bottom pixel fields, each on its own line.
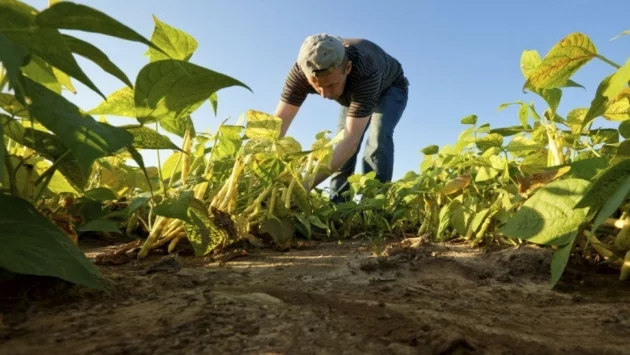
left=307, top=114, right=371, bottom=190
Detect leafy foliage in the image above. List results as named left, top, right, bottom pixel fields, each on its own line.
left=2, top=1, right=630, bottom=290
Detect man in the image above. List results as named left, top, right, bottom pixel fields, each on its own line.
left=273, top=33, right=409, bottom=203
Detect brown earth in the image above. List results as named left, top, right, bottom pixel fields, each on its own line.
left=1, top=236, right=630, bottom=355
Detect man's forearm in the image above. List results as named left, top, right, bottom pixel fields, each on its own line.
left=274, top=101, right=299, bottom=137
left=309, top=137, right=360, bottom=188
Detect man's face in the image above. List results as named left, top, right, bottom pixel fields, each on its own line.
left=307, top=61, right=352, bottom=100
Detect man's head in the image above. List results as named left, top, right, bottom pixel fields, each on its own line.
left=297, top=33, right=352, bottom=100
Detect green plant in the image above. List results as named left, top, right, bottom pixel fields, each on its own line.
left=3, top=0, right=630, bottom=291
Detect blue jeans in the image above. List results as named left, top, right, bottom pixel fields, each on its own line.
left=329, top=85, right=408, bottom=203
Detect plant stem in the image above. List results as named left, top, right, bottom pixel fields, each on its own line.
left=155, top=123, right=166, bottom=195
left=596, top=54, right=621, bottom=69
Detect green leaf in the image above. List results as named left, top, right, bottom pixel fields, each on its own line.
left=524, top=33, right=597, bottom=90
left=121, top=124, right=181, bottom=151
left=153, top=190, right=194, bottom=223
left=0, top=93, right=29, bottom=119
left=589, top=175, right=630, bottom=234
left=490, top=126, right=530, bottom=137
left=500, top=178, right=591, bottom=246
left=602, top=97, right=630, bottom=122
left=211, top=125, right=243, bottom=160
left=421, top=144, right=439, bottom=155
left=245, top=110, right=282, bottom=140
left=476, top=123, right=491, bottom=134
left=0, top=113, right=87, bottom=189
left=36, top=2, right=162, bottom=53
left=619, top=121, right=630, bottom=139
left=125, top=145, right=155, bottom=196
left=88, top=86, right=136, bottom=118
left=52, top=66, right=76, bottom=93
left=209, top=93, right=218, bottom=116
left=159, top=115, right=195, bottom=138
left=581, top=60, right=630, bottom=130
left=475, top=133, right=503, bottom=152
left=0, top=33, right=28, bottom=89
left=565, top=157, right=610, bottom=180
left=520, top=50, right=542, bottom=79
left=77, top=219, right=120, bottom=233
left=183, top=200, right=228, bottom=256
left=134, top=59, right=251, bottom=124
left=0, top=1, right=105, bottom=98
left=84, top=187, right=117, bottom=201
left=20, top=78, right=134, bottom=177
left=0, top=194, right=102, bottom=289
left=460, top=114, right=477, bottom=125
left=128, top=196, right=150, bottom=216
left=610, top=140, right=630, bottom=166
left=251, top=153, right=284, bottom=184
left=148, top=15, right=198, bottom=62
left=520, top=51, right=568, bottom=112
left=63, top=34, right=132, bottom=88
left=261, top=216, right=295, bottom=246
left=550, top=238, right=575, bottom=288
left=590, top=128, right=619, bottom=145
left=21, top=55, right=62, bottom=94
left=506, top=135, right=545, bottom=156
left=575, top=159, right=630, bottom=210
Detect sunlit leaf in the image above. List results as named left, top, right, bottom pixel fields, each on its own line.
left=524, top=33, right=596, bottom=90
left=148, top=15, right=198, bottom=62
left=134, top=60, right=250, bottom=124
left=500, top=178, right=591, bottom=245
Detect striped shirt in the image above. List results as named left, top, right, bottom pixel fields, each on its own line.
left=280, top=38, right=409, bottom=118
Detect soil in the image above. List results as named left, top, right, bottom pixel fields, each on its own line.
left=1, top=236, right=630, bottom=355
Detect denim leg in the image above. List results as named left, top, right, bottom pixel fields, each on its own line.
left=362, top=86, right=408, bottom=183
left=329, top=106, right=368, bottom=203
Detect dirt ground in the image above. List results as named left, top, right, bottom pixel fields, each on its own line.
left=1, top=236, right=630, bottom=355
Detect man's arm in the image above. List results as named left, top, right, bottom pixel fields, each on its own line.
left=307, top=114, right=371, bottom=189
left=274, top=100, right=300, bottom=137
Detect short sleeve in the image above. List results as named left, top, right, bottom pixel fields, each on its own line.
left=280, top=62, right=314, bottom=107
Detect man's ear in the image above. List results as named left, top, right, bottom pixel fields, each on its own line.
left=344, top=60, right=352, bottom=75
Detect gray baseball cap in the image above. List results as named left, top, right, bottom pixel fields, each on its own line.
left=297, top=33, right=346, bottom=77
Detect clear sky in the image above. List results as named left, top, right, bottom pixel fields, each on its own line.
left=22, top=0, right=630, bottom=183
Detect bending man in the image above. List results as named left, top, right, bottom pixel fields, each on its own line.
left=274, top=33, right=409, bottom=203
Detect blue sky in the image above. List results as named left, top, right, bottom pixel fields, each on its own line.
left=23, top=0, right=630, bottom=184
